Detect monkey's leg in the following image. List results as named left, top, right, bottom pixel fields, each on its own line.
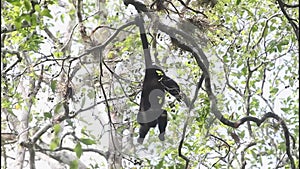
left=157, top=110, right=168, bottom=141
left=138, top=124, right=151, bottom=144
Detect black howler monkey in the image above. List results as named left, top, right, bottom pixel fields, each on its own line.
left=137, top=65, right=182, bottom=144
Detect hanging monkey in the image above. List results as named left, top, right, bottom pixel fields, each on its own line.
left=137, top=65, right=182, bottom=144
left=132, top=10, right=181, bottom=143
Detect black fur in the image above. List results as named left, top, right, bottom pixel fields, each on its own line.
left=137, top=66, right=181, bottom=144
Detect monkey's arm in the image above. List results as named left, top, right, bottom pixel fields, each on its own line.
left=160, top=76, right=182, bottom=102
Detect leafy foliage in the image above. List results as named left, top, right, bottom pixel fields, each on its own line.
left=1, top=0, right=298, bottom=169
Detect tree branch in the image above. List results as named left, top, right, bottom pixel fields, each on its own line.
left=209, top=134, right=231, bottom=168
left=177, top=0, right=207, bottom=17
left=1, top=49, right=22, bottom=74
left=70, top=21, right=135, bottom=62
left=156, top=17, right=295, bottom=169
left=277, top=0, right=299, bottom=42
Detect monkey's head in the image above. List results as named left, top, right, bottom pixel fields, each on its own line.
left=148, top=65, right=165, bottom=78
left=146, top=64, right=165, bottom=78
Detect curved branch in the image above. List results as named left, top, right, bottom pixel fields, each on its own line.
left=277, top=0, right=299, bottom=42
left=209, top=134, right=231, bottom=168
left=230, top=112, right=295, bottom=169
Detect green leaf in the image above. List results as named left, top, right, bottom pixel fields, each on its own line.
left=54, top=103, right=63, bottom=114
left=81, top=96, right=86, bottom=107
left=250, top=149, right=257, bottom=158
left=34, top=4, right=41, bottom=12
left=14, top=20, right=22, bottom=29
left=44, top=112, right=52, bottom=119
left=262, top=25, right=269, bottom=37
left=50, top=137, right=59, bottom=150
left=155, top=160, right=164, bottom=169
left=70, top=160, right=79, bottom=169
left=81, top=127, right=89, bottom=136
left=60, top=14, right=65, bottom=23
left=24, top=0, right=31, bottom=11
left=280, top=107, right=289, bottom=113
left=53, top=124, right=61, bottom=135
left=31, top=14, right=38, bottom=26
left=241, top=67, right=247, bottom=75
left=241, top=7, right=254, bottom=18
left=1, top=99, right=11, bottom=108
left=41, top=9, right=53, bottom=18
left=240, top=130, right=245, bottom=139
left=270, top=87, right=279, bottom=95
left=28, top=72, right=36, bottom=77
left=279, top=39, right=289, bottom=46
left=53, top=51, right=64, bottom=58
left=49, top=142, right=57, bottom=150
left=252, top=25, right=258, bottom=32
left=7, top=0, right=21, bottom=4
left=87, top=90, right=95, bottom=99
left=74, top=143, right=83, bottom=158
left=80, top=138, right=96, bottom=145
left=277, top=44, right=282, bottom=52
left=236, top=0, right=241, bottom=5
left=66, top=119, right=74, bottom=127
left=50, top=80, right=57, bottom=92
left=256, top=88, right=262, bottom=95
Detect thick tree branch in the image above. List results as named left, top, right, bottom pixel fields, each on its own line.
left=15, top=64, right=44, bottom=169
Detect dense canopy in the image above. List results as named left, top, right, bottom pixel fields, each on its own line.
left=1, top=0, right=299, bottom=168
